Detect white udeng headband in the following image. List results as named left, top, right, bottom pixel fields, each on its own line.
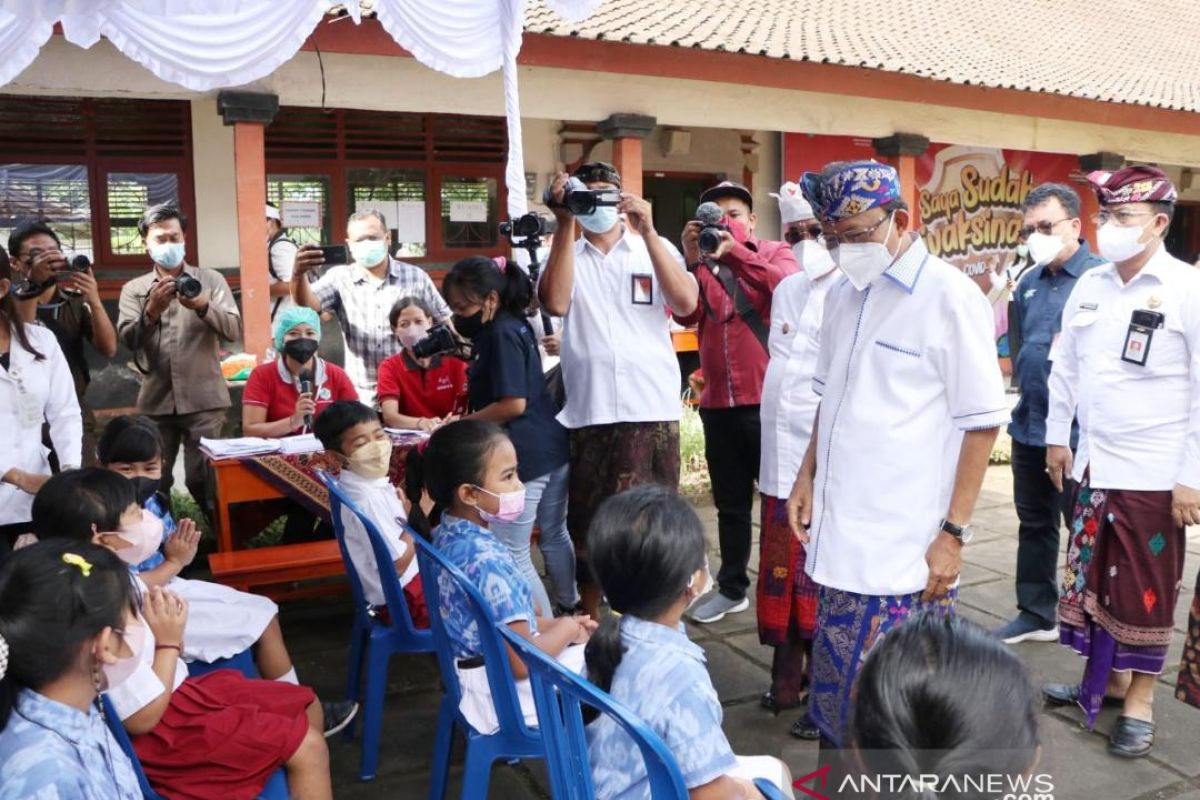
left=0, top=632, right=8, bottom=681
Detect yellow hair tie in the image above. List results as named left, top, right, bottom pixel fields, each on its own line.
left=62, top=553, right=93, bottom=577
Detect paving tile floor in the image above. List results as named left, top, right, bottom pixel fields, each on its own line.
left=275, top=465, right=1200, bottom=799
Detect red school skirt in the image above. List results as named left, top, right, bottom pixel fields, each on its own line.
left=133, top=669, right=315, bottom=800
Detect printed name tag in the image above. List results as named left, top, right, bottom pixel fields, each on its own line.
left=631, top=273, right=653, bottom=305
left=1079, top=302, right=1099, bottom=311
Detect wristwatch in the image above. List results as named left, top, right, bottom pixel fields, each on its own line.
left=940, top=518, right=973, bottom=544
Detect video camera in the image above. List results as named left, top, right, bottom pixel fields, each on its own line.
left=694, top=201, right=730, bottom=255
left=12, top=252, right=92, bottom=300
left=542, top=177, right=620, bottom=216
left=499, top=213, right=557, bottom=246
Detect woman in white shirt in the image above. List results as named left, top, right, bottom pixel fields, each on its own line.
left=0, top=247, right=82, bottom=556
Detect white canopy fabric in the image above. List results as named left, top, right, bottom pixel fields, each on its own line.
left=0, top=0, right=602, bottom=218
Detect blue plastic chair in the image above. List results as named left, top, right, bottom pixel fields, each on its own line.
left=184, top=646, right=257, bottom=679
left=414, top=536, right=546, bottom=800
left=318, top=470, right=435, bottom=781
left=497, top=626, right=794, bottom=800
left=100, top=695, right=289, bottom=800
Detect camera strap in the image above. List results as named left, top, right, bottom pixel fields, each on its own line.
left=702, top=262, right=769, bottom=353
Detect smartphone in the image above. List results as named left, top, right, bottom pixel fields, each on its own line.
left=318, top=244, right=350, bottom=266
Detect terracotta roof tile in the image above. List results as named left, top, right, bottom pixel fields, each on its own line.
left=526, top=0, right=1200, bottom=113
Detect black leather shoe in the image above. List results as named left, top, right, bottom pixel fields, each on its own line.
left=1108, top=716, right=1155, bottom=758
left=760, top=690, right=804, bottom=715
left=1042, top=682, right=1125, bottom=707
left=789, top=714, right=821, bottom=740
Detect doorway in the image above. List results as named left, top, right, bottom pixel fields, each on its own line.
left=1168, top=202, right=1200, bottom=264
left=643, top=172, right=718, bottom=252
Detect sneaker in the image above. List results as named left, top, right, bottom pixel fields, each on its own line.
left=689, top=592, right=750, bottom=624
left=322, top=700, right=359, bottom=738
left=993, top=614, right=1059, bottom=644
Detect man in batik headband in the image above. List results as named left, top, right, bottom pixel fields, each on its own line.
left=785, top=160, right=1007, bottom=754
left=1043, top=165, right=1200, bottom=758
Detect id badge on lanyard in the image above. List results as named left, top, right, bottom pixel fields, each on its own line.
left=9, top=367, right=42, bottom=429
left=1121, top=309, right=1165, bottom=366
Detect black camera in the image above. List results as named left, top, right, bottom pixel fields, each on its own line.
left=500, top=213, right=557, bottom=241
left=695, top=201, right=729, bottom=255
left=174, top=274, right=203, bottom=300
left=542, top=178, right=620, bottom=216
left=410, top=323, right=459, bottom=360
left=11, top=252, right=91, bottom=299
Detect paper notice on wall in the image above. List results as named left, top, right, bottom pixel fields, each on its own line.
left=394, top=200, right=426, bottom=243
left=281, top=200, right=321, bottom=228
left=354, top=199, right=398, bottom=226
left=449, top=200, right=487, bottom=223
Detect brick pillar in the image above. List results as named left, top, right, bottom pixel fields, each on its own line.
left=597, top=114, right=656, bottom=197
left=873, top=133, right=931, bottom=232
left=218, top=91, right=279, bottom=362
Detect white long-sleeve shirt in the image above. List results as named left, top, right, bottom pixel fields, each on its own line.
left=0, top=324, right=82, bottom=526
left=758, top=255, right=837, bottom=498
left=1046, top=243, right=1200, bottom=491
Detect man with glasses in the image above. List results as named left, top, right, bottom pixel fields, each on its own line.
left=540, top=161, right=699, bottom=618
left=678, top=180, right=797, bottom=626
left=785, top=160, right=1007, bottom=752
left=1042, top=166, right=1199, bottom=758
left=996, top=183, right=1104, bottom=645
left=754, top=182, right=837, bottom=738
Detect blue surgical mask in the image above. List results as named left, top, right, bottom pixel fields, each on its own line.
left=349, top=239, right=389, bottom=267
left=148, top=242, right=185, bottom=269
left=576, top=206, right=619, bottom=234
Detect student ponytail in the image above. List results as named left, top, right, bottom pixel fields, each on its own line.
left=0, top=541, right=136, bottom=727
left=584, top=485, right=707, bottom=693
left=442, top=255, right=532, bottom=319
left=403, top=444, right=434, bottom=540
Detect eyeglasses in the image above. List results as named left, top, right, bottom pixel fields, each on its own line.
left=784, top=223, right=824, bottom=244
left=1092, top=209, right=1155, bottom=226
left=825, top=213, right=892, bottom=248
left=1017, top=219, right=1071, bottom=240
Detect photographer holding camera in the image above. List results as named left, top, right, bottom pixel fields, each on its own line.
left=539, top=160, right=699, bottom=617
left=677, top=181, right=797, bottom=626
left=9, top=220, right=117, bottom=467
left=117, top=203, right=242, bottom=506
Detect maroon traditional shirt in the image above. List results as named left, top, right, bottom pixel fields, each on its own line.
left=676, top=236, right=798, bottom=408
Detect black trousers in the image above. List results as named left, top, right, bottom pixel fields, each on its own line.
left=1011, top=439, right=1074, bottom=627
left=700, top=405, right=761, bottom=602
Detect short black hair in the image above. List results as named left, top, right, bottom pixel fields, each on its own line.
left=7, top=220, right=60, bottom=259
left=1021, top=182, right=1081, bottom=218
left=389, top=295, right=436, bottom=329
left=97, top=415, right=164, bottom=466
left=32, top=468, right=138, bottom=542
left=571, top=161, right=622, bottom=188
left=313, top=400, right=379, bottom=454
left=137, top=203, right=188, bottom=238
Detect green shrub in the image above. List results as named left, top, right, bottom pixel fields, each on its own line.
left=679, top=396, right=711, bottom=499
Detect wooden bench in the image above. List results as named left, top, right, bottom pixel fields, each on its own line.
left=208, top=541, right=346, bottom=601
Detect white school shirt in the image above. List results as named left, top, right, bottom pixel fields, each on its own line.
left=337, top=469, right=420, bottom=607
left=107, top=577, right=189, bottom=722
left=556, top=227, right=696, bottom=429
left=806, top=235, right=1008, bottom=596
left=0, top=324, right=82, bottom=526
left=1046, top=244, right=1200, bottom=491
left=759, top=256, right=838, bottom=498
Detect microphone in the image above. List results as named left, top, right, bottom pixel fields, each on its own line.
left=298, top=369, right=313, bottom=431
left=695, top=201, right=724, bottom=225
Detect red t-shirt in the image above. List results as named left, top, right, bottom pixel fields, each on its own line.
left=243, top=358, right=359, bottom=432
left=375, top=352, right=468, bottom=419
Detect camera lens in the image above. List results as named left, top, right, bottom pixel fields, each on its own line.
left=698, top=227, right=724, bottom=253
left=176, top=275, right=203, bottom=300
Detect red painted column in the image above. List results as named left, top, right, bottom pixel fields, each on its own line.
left=233, top=122, right=272, bottom=361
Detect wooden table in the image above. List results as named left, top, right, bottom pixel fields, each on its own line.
left=209, top=457, right=290, bottom=554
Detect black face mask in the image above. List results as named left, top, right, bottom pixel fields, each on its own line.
left=282, top=338, right=319, bottom=365
left=451, top=309, right=486, bottom=340
left=130, top=476, right=161, bottom=506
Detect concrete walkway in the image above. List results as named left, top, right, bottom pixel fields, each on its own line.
left=276, top=465, right=1200, bottom=799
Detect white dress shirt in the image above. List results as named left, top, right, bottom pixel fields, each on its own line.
left=557, top=227, right=695, bottom=429
left=337, top=468, right=420, bottom=607
left=1046, top=244, right=1200, bottom=491
left=0, top=324, right=82, bottom=526
left=806, top=235, right=1008, bottom=596
left=758, top=255, right=838, bottom=498
left=108, top=577, right=189, bottom=722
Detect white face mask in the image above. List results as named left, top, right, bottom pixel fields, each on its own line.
left=793, top=240, right=836, bottom=276
left=1026, top=231, right=1065, bottom=267
left=100, top=621, right=146, bottom=691
left=1096, top=221, right=1151, bottom=264
left=832, top=214, right=896, bottom=291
